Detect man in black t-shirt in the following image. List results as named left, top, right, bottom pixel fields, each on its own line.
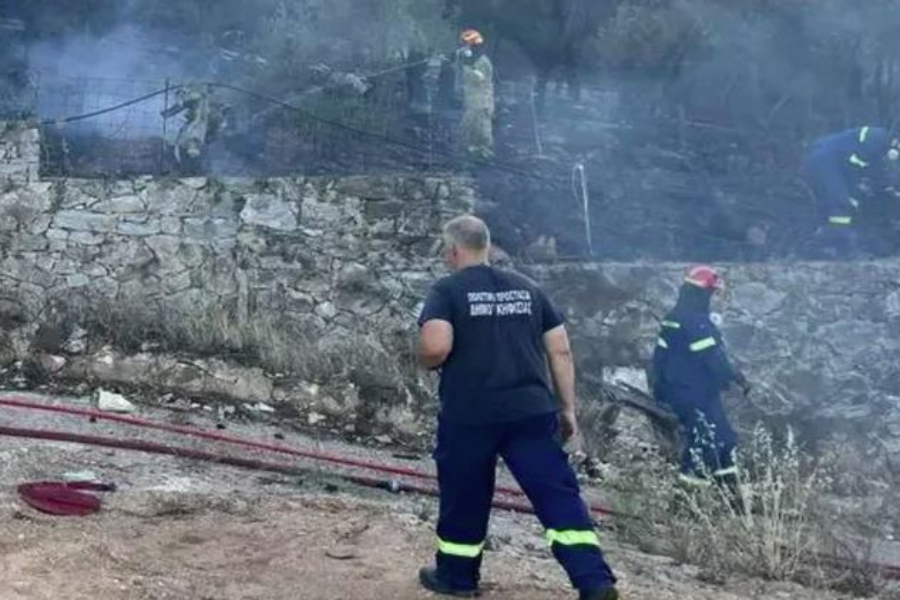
left=417, top=215, right=618, bottom=600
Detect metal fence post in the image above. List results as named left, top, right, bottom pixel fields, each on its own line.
left=159, top=78, right=170, bottom=175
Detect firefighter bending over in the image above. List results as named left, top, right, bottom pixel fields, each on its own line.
left=162, top=83, right=225, bottom=170
left=802, top=126, right=900, bottom=257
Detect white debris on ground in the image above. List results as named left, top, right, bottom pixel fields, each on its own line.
left=92, top=388, right=137, bottom=413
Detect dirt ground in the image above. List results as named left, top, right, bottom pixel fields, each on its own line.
left=0, top=394, right=854, bottom=600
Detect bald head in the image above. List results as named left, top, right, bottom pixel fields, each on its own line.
left=443, top=215, right=491, bottom=269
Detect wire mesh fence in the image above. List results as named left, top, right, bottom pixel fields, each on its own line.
left=36, top=75, right=171, bottom=177
left=25, top=69, right=817, bottom=181
left=15, top=69, right=900, bottom=261
left=30, top=69, right=462, bottom=179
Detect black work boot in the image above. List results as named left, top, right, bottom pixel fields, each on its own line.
left=419, top=567, right=479, bottom=597
left=579, top=587, right=619, bottom=600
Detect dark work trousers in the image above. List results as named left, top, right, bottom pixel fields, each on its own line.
left=802, top=157, right=860, bottom=257
left=432, top=412, right=616, bottom=592
left=666, top=394, right=737, bottom=477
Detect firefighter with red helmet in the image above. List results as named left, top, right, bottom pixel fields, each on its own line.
left=459, top=28, right=484, bottom=47
left=457, top=28, right=495, bottom=159
left=651, top=266, right=750, bottom=486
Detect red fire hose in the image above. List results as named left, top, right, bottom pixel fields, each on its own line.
left=0, top=424, right=541, bottom=516
left=2, top=409, right=900, bottom=581
left=0, top=396, right=614, bottom=516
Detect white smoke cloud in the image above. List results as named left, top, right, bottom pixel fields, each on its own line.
left=29, top=23, right=204, bottom=138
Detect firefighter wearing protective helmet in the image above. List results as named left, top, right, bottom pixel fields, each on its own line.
left=459, top=28, right=484, bottom=46
left=457, top=28, right=494, bottom=159
left=651, top=266, right=750, bottom=487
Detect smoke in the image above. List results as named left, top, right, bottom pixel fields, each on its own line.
left=19, top=0, right=448, bottom=175
left=29, top=23, right=204, bottom=136
left=473, top=0, right=900, bottom=260
left=16, top=0, right=900, bottom=192
left=29, top=24, right=191, bottom=84
left=22, top=8, right=245, bottom=177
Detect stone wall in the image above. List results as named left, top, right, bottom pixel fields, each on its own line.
left=0, top=127, right=475, bottom=438
left=2, top=122, right=900, bottom=466
left=0, top=121, right=39, bottom=185
left=0, top=174, right=471, bottom=309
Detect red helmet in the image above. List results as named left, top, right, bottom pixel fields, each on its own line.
left=460, top=29, right=484, bottom=46
left=684, top=265, right=723, bottom=290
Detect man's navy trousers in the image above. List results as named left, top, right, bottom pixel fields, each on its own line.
left=432, top=412, right=616, bottom=591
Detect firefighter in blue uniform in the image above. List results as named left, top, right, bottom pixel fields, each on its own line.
left=417, top=215, right=618, bottom=600
left=801, top=126, right=900, bottom=256
left=652, top=265, right=750, bottom=486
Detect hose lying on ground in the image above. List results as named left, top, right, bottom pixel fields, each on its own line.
left=0, top=396, right=601, bottom=510
left=2, top=421, right=899, bottom=581
left=0, top=424, right=542, bottom=516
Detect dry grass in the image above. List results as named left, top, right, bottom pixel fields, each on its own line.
left=63, top=293, right=394, bottom=383
left=608, top=423, right=838, bottom=585
left=605, top=421, right=900, bottom=597
left=672, top=424, right=826, bottom=581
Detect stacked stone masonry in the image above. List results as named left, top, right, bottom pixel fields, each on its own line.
left=0, top=121, right=40, bottom=185
left=1, top=123, right=898, bottom=467
left=0, top=174, right=472, bottom=309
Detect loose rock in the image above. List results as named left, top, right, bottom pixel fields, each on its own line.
left=93, top=389, right=136, bottom=413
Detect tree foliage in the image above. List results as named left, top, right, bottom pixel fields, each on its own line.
left=4, top=0, right=121, bottom=40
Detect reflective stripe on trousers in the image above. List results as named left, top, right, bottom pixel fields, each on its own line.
left=546, top=529, right=601, bottom=548
left=437, top=537, right=484, bottom=558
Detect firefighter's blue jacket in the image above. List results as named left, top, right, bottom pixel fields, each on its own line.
left=803, top=126, right=892, bottom=225
left=652, top=301, right=745, bottom=475
left=652, top=310, right=739, bottom=404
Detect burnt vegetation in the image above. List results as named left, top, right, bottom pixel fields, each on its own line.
left=5, top=1, right=900, bottom=260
